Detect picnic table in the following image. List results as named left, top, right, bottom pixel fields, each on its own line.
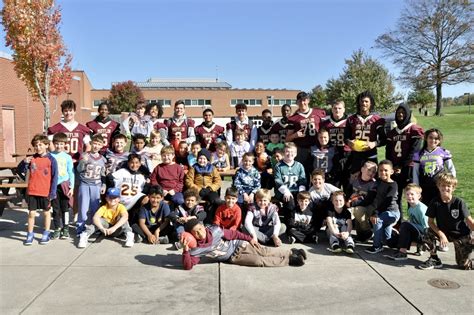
left=0, top=162, right=27, bottom=216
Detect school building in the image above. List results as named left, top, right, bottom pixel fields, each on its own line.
left=0, top=54, right=299, bottom=162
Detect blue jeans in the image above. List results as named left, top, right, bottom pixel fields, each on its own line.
left=373, top=210, right=400, bottom=248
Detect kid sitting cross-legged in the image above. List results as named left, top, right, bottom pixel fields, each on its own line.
left=287, top=191, right=317, bottom=244
left=132, top=185, right=172, bottom=244
left=233, top=152, right=261, bottom=207
left=326, top=191, right=355, bottom=254
left=213, top=187, right=242, bottom=230
left=78, top=187, right=134, bottom=248
left=244, top=189, right=286, bottom=247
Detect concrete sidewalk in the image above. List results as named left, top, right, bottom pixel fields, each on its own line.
left=1, top=206, right=472, bottom=314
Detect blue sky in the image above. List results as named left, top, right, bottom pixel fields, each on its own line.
left=1, top=0, right=471, bottom=97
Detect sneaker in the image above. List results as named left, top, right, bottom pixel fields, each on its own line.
left=387, top=251, right=408, bottom=261
left=174, top=241, right=183, bottom=250
left=289, top=254, right=305, bottom=266
left=438, top=245, right=449, bottom=252
left=419, top=257, right=443, bottom=270
left=78, top=232, right=89, bottom=248
left=365, top=246, right=384, bottom=254
left=134, top=233, right=143, bottom=243
left=288, top=236, right=296, bottom=244
left=332, top=244, right=342, bottom=253
left=291, top=248, right=307, bottom=260
left=24, top=232, right=34, bottom=246
left=124, top=232, right=134, bottom=247
left=51, top=229, right=61, bottom=240
left=60, top=227, right=70, bottom=239
left=344, top=246, right=355, bottom=254
left=39, top=231, right=51, bottom=245
left=158, top=235, right=169, bottom=244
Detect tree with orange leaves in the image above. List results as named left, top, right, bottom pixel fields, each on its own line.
left=2, top=0, right=72, bottom=131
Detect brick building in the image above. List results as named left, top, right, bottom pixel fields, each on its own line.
left=1, top=54, right=300, bottom=162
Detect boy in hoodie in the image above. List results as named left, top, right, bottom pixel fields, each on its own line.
left=182, top=218, right=307, bottom=270
left=344, top=91, right=386, bottom=175
left=86, top=102, right=120, bottom=154
left=385, top=103, right=424, bottom=215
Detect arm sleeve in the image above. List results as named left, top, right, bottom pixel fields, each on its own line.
left=225, top=127, right=233, bottom=146
left=209, top=169, right=222, bottom=192
left=249, top=125, right=258, bottom=151
left=48, top=156, right=58, bottom=200
left=176, top=167, right=185, bottom=192
left=412, top=162, right=420, bottom=185
left=376, top=119, right=387, bottom=147
left=223, top=228, right=253, bottom=241
left=186, top=125, right=196, bottom=145
left=66, top=156, right=75, bottom=189
left=182, top=251, right=201, bottom=270
left=184, top=168, right=198, bottom=190
left=272, top=213, right=281, bottom=238
left=244, top=212, right=257, bottom=238
left=159, top=128, right=170, bottom=146
left=444, top=159, right=456, bottom=177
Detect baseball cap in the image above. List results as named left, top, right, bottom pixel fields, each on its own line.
left=106, top=187, right=120, bottom=198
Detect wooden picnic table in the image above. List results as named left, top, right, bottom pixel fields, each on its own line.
left=0, top=162, right=18, bottom=170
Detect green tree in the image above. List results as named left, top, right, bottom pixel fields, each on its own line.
left=107, top=81, right=145, bottom=114
left=2, top=0, right=72, bottom=131
left=325, top=49, right=398, bottom=114
left=407, top=86, right=435, bottom=109
left=309, top=85, right=327, bottom=108
left=376, top=0, right=473, bottom=116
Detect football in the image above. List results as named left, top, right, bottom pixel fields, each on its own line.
left=181, top=231, right=197, bottom=249
left=353, top=139, right=369, bottom=152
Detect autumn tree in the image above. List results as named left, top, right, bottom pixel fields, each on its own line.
left=376, top=0, right=473, bottom=115
left=2, top=0, right=72, bottom=131
left=107, top=81, right=145, bottom=114
left=325, top=49, right=398, bottom=114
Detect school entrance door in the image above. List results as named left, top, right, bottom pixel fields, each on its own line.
left=2, top=108, right=16, bottom=162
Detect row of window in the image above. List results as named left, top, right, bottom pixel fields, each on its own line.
left=93, top=98, right=296, bottom=108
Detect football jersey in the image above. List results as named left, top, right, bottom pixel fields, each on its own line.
left=257, top=124, right=273, bottom=145
left=274, top=160, right=306, bottom=198
left=385, top=123, right=424, bottom=167
left=165, top=117, right=195, bottom=143
left=413, top=147, right=454, bottom=179
left=195, top=123, right=225, bottom=151
left=105, top=150, right=129, bottom=175
left=321, top=116, right=351, bottom=153
left=77, top=152, right=106, bottom=185
left=226, top=119, right=254, bottom=142
left=344, top=114, right=386, bottom=159
left=47, top=121, right=91, bottom=162
left=310, top=144, right=335, bottom=173
left=288, top=108, right=326, bottom=148
left=270, top=119, right=293, bottom=144
left=86, top=119, right=120, bottom=153
left=112, top=168, right=147, bottom=210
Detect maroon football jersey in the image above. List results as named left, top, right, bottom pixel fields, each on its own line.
left=153, top=120, right=167, bottom=131
left=165, top=118, right=195, bottom=142
left=195, top=123, right=225, bottom=151
left=226, top=120, right=253, bottom=142
left=386, top=123, right=424, bottom=167
left=344, top=114, right=386, bottom=159
left=257, top=125, right=273, bottom=145
left=288, top=108, right=326, bottom=148
left=86, top=119, right=120, bottom=153
left=321, top=117, right=351, bottom=152
left=47, top=122, right=91, bottom=162
left=270, top=119, right=293, bottom=143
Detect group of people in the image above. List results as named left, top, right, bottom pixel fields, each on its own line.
left=19, top=90, right=472, bottom=271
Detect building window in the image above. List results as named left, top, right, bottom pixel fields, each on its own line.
left=93, top=100, right=103, bottom=107
left=183, top=99, right=212, bottom=107
left=230, top=99, right=262, bottom=106
left=267, top=99, right=297, bottom=106
left=147, top=99, right=171, bottom=107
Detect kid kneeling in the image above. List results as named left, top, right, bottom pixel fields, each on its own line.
left=132, top=185, right=172, bottom=244
left=78, top=188, right=134, bottom=248
left=418, top=173, right=473, bottom=270
left=326, top=191, right=355, bottom=254
left=182, top=218, right=307, bottom=270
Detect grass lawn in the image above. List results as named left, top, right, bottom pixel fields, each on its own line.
left=385, top=105, right=473, bottom=216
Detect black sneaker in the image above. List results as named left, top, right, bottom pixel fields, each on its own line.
left=289, top=254, right=305, bottom=266
left=332, top=244, right=342, bottom=253
left=365, top=246, right=383, bottom=254
left=418, top=257, right=443, bottom=270
left=291, top=248, right=307, bottom=260
left=387, top=251, right=408, bottom=261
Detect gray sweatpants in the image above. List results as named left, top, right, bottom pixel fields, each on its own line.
left=327, top=222, right=355, bottom=248
left=228, top=241, right=291, bottom=267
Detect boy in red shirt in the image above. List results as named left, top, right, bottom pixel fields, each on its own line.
left=20, top=134, right=58, bottom=245
left=213, top=187, right=242, bottom=230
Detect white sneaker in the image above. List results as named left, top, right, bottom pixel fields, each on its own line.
left=78, top=232, right=89, bottom=248
left=124, top=232, right=134, bottom=247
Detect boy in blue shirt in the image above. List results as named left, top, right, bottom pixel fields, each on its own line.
left=50, top=132, right=75, bottom=239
